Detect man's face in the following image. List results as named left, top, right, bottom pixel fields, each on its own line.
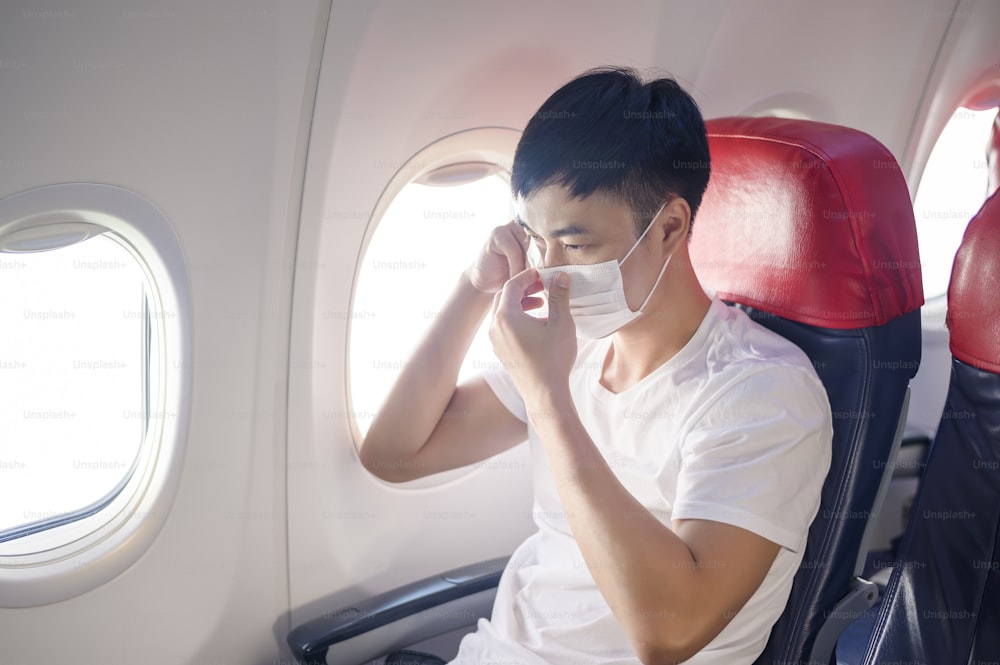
left=515, top=185, right=666, bottom=312
left=516, top=185, right=639, bottom=268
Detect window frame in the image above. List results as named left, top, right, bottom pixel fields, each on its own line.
left=0, top=183, right=191, bottom=607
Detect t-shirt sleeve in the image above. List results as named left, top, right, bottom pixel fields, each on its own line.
left=480, top=367, right=528, bottom=424
left=671, top=366, right=832, bottom=552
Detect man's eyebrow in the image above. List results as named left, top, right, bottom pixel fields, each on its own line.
left=516, top=218, right=590, bottom=238
left=550, top=224, right=590, bottom=238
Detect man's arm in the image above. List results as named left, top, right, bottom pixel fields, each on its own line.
left=360, top=222, right=530, bottom=482
left=531, top=388, right=779, bottom=664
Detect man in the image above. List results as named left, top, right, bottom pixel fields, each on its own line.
left=361, top=67, right=832, bottom=665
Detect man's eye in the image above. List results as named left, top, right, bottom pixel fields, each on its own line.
left=564, top=244, right=585, bottom=252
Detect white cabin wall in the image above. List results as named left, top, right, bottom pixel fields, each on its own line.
left=691, top=0, right=956, bottom=162
left=902, top=0, right=1000, bottom=181
left=0, top=2, right=326, bottom=664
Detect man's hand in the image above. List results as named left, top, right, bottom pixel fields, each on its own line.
left=489, top=268, right=577, bottom=408
left=466, top=220, right=530, bottom=294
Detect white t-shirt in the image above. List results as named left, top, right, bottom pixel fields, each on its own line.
left=450, top=297, right=833, bottom=665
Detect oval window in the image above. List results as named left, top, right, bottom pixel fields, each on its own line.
left=914, top=106, right=998, bottom=299
left=349, top=172, right=513, bottom=439
left=0, top=183, right=190, bottom=608
left=0, top=234, right=148, bottom=540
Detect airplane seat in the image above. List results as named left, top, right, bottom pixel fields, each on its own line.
left=692, top=116, right=923, bottom=665
left=853, top=190, right=1000, bottom=665
left=286, top=117, right=924, bottom=665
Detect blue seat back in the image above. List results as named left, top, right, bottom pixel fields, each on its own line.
left=864, top=191, right=1000, bottom=664
left=692, top=117, right=924, bottom=664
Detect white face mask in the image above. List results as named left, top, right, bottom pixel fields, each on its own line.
left=529, top=203, right=672, bottom=339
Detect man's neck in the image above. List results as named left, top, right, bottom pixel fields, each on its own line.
left=600, top=266, right=712, bottom=394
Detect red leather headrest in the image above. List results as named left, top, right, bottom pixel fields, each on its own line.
left=690, top=117, right=923, bottom=329
left=947, top=192, right=1000, bottom=372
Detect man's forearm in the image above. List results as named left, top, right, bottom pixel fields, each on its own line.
left=528, top=388, right=717, bottom=663
left=361, top=272, right=493, bottom=474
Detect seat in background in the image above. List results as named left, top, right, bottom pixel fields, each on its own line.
left=287, top=117, right=925, bottom=665
left=858, top=190, right=1000, bottom=664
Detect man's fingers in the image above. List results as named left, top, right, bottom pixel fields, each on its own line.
left=493, top=268, right=543, bottom=324
left=508, top=219, right=528, bottom=249
left=491, top=288, right=504, bottom=319
left=522, top=275, right=544, bottom=297
left=545, top=272, right=570, bottom=324
left=503, top=267, right=542, bottom=301
left=493, top=224, right=526, bottom=278
left=521, top=296, right=545, bottom=311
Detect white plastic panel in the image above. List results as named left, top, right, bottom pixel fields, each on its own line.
left=0, top=2, right=325, bottom=663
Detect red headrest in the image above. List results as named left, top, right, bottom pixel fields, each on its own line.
left=947, top=192, right=1000, bottom=372
left=690, top=117, right=923, bottom=329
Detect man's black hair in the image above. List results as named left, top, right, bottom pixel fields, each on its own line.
left=511, top=67, right=711, bottom=236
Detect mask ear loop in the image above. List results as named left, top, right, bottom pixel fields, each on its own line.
left=624, top=199, right=673, bottom=313
left=637, top=253, right=673, bottom=312
left=619, top=199, right=670, bottom=265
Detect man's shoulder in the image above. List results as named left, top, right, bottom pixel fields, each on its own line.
left=689, top=300, right=830, bottom=422
left=684, top=304, right=834, bottom=453
left=707, top=299, right=818, bottom=378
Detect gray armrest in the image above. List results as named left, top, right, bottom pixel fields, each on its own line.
left=809, top=576, right=879, bottom=665
left=288, top=556, right=508, bottom=665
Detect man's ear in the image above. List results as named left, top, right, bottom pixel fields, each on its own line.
left=656, top=197, right=692, bottom=249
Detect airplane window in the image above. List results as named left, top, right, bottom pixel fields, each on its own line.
left=913, top=106, right=998, bottom=299
left=0, top=234, right=149, bottom=541
left=349, top=172, right=512, bottom=439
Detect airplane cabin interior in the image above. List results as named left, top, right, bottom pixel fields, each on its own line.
left=0, top=1, right=998, bottom=664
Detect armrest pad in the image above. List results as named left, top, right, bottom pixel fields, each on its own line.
left=288, top=556, right=508, bottom=664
